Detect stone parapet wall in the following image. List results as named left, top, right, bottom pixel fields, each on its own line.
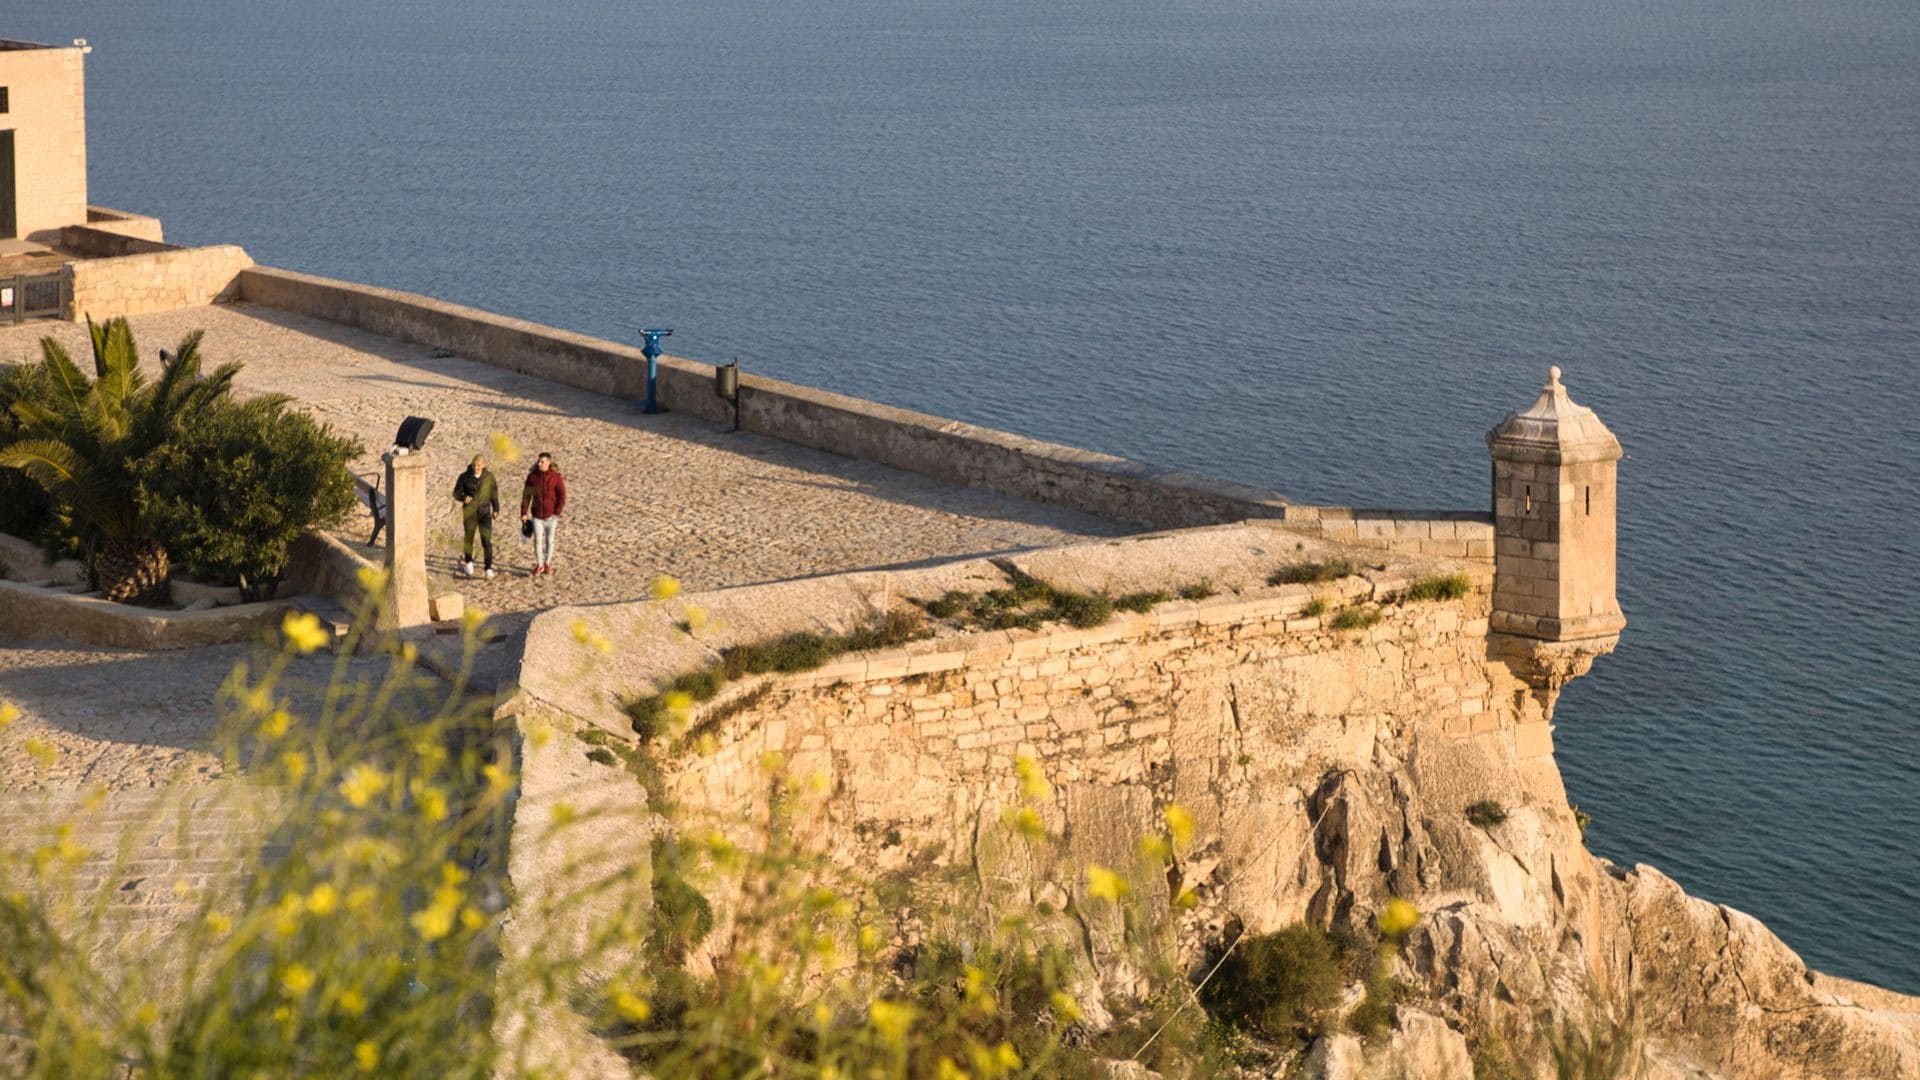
left=0, top=578, right=293, bottom=649
left=66, top=244, right=253, bottom=320
left=236, top=266, right=1490, bottom=543
left=57, top=220, right=175, bottom=259
left=82, top=205, right=166, bottom=244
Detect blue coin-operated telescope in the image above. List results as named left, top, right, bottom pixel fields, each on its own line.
left=639, top=327, right=673, bottom=414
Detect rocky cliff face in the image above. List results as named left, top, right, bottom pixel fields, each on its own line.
left=515, top=524, right=1920, bottom=1078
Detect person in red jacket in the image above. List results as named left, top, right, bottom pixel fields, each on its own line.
left=519, top=452, right=568, bottom=577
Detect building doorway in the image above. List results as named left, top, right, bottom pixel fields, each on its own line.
left=0, top=129, right=15, bottom=239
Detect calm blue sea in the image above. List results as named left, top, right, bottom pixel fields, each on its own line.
left=10, top=0, right=1918, bottom=993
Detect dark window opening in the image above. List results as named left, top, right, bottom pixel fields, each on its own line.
left=1585, top=486, right=1591, bottom=515
left=0, top=87, right=9, bottom=113
left=1524, top=485, right=1531, bottom=514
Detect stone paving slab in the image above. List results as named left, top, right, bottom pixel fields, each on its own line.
left=2, top=304, right=1135, bottom=621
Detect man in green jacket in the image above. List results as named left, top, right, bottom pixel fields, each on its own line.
left=452, top=455, right=499, bottom=578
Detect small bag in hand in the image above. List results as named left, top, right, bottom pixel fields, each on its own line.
left=521, top=519, right=535, bottom=541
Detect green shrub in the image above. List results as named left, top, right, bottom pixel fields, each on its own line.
left=1573, top=805, right=1593, bottom=840
left=1301, top=596, right=1329, bottom=618
left=1329, top=607, right=1383, bottom=631
left=1051, top=590, right=1113, bottom=629
left=0, top=364, right=56, bottom=544
left=1201, top=923, right=1348, bottom=1041
left=137, top=396, right=363, bottom=600
left=920, top=591, right=970, bottom=619
left=1466, top=800, right=1509, bottom=828
left=649, top=837, right=714, bottom=963
left=1404, top=572, right=1472, bottom=602
left=585, top=747, right=617, bottom=766
left=1178, top=579, right=1216, bottom=601
left=1268, top=558, right=1355, bottom=586
left=1113, top=589, right=1171, bottom=614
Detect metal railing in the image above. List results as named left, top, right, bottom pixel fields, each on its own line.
left=1, top=273, right=64, bottom=324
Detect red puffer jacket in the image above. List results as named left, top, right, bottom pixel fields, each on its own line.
left=521, top=467, right=567, bottom=519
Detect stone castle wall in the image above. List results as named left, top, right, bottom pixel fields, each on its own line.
left=66, top=243, right=253, bottom=320
left=659, top=569, right=1554, bottom=927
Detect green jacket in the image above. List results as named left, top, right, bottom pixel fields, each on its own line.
left=452, top=469, right=499, bottom=523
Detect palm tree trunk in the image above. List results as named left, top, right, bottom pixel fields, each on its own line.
left=97, top=536, right=171, bottom=605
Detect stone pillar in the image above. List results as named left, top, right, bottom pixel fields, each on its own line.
left=1486, top=366, right=1624, bottom=704
left=383, top=450, right=431, bottom=630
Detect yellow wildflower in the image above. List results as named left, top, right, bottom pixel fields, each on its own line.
left=1163, top=803, right=1195, bottom=851
left=550, top=801, right=577, bottom=826
left=133, top=1001, right=159, bottom=1027
left=461, top=906, right=486, bottom=931
left=1173, top=887, right=1200, bottom=910
left=355, top=1041, right=379, bottom=1072
left=462, top=606, right=489, bottom=633
left=338, top=988, right=367, bottom=1017
left=613, top=990, right=651, bottom=1022
left=1050, top=990, right=1083, bottom=1022
left=24, top=738, right=58, bottom=769
left=355, top=566, right=388, bottom=593
left=571, top=618, right=595, bottom=645
left=1377, top=897, right=1421, bottom=939
left=867, top=1000, right=917, bottom=1043
left=649, top=574, right=681, bottom=601
left=306, top=884, right=339, bottom=916
left=345, top=886, right=378, bottom=912
left=415, top=784, right=449, bottom=823
left=489, top=432, right=524, bottom=464
left=281, top=750, right=308, bottom=781
left=337, top=764, right=389, bottom=808
left=1014, top=754, right=1052, bottom=801
left=273, top=893, right=304, bottom=937
left=1001, top=806, right=1048, bottom=841
left=410, top=882, right=463, bottom=942
left=204, top=911, right=231, bottom=935
left=280, top=963, right=315, bottom=997
left=526, top=722, right=553, bottom=749
left=1137, top=834, right=1172, bottom=863
left=482, top=762, right=514, bottom=792
left=935, top=1057, right=969, bottom=1080
left=274, top=1005, right=292, bottom=1025
left=0, top=701, right=20, bottom=732
left=682, top=603, right=709, bottom=633
left=280, top=611, right=330, bottom=654
left=1087, top=864, right=1128, bottom=902
left=172, top=879, right=192, bottom=898
left=858, top=925, right=883, bottom=952
left=83, top=785, right=108, bottom=812
left=259, top=708, right=292, bottom=740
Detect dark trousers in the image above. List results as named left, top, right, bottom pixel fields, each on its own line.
left=462, top=517, right=495, bottom=569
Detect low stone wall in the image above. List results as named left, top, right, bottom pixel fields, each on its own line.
left=237, top=266, right=1496, bottom=540
left=84, top=205, right=167, bottom=244
left=0, top=578, right=293, bottom=650
left=67, top=244, right=253, bottom=320
left=58, top=221, right=173, bottom=259
left=282, top=530, right=377, bottom=611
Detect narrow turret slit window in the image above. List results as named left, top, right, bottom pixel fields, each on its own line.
left=1585, top=486, right=1591, bottom=515
left=1524, top=485, right=1531, bottom=514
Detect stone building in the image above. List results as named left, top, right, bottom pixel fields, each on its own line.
left=0, top=38, right=89, bottom=242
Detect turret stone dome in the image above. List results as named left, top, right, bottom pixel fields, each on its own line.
left=1486, top=367, right=1622, bottom=464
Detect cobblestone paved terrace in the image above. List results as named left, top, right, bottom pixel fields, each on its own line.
left=1, top=303, right=1136, bottom=618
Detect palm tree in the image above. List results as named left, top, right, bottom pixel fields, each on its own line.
left=0, top=317, right=240, bottom=604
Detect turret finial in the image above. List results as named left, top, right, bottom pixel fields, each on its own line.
left=1547, top=365, right=1563, bottom=389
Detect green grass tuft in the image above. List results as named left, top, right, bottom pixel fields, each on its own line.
left=1178, top=579, right=1217, bottom=601
left=1329, top=607, right=1383, bottom=631
left=1268, top=558, right=1356, bottom=586
left=1301, top=596, right=1329, bottom=619
left=1404, top=572, right=1473, bottom=602
left=1113, top=589, right=1172, bottom=614
left=1465, top=800, right=1508, bottom=828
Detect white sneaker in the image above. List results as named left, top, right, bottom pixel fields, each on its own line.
left=485, top=568, right=497, bottom=579
left=462, top=560, right=475, bottom=577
